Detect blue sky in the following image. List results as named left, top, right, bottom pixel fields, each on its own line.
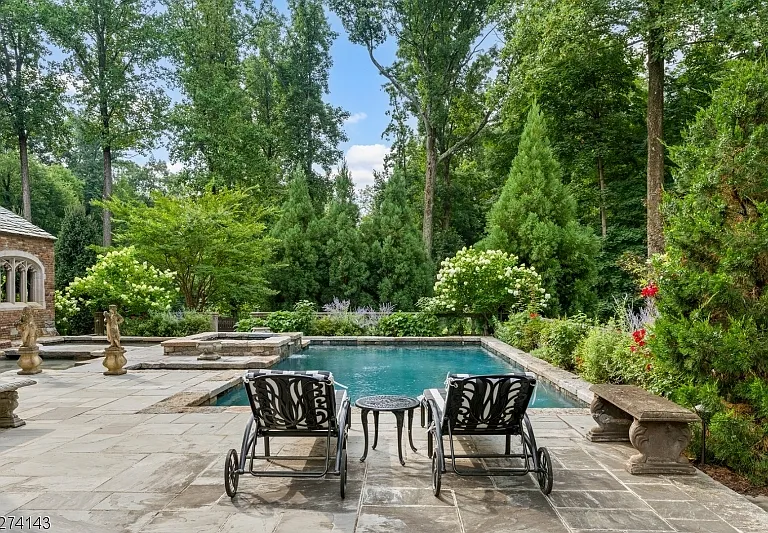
left=142, top=2, right=401, bottom=191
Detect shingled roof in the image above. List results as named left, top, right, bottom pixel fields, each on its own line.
left=0, top=206, right=55, bottom=240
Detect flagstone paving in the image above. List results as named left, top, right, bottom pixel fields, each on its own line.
left=1, top=346, right=768, bottom=532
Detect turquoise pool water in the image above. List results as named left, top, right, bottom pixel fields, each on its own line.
left=215, top=345, right=580, bottom=408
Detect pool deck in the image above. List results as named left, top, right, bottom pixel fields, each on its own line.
left=2, top=343, right=768, bottom=532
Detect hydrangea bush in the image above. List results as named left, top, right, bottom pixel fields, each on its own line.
left=421, top=248, right=549, bottom=323
left=56, top=247, right=177, bottom=333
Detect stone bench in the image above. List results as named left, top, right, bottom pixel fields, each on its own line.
left=586, top=384, right=699, bottom=475
left=0, top=378, right=36, bottom=428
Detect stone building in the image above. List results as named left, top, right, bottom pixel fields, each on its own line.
left=0, top=207, right=56, bottom=341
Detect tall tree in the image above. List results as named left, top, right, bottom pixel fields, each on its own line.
left=0, top=0, right=65, bottom=221
left=270, top=168, right=320, bottom=308
left=50, top=0, right=167, bottom=246
left=361, top=169, right=432, bottom=309
left=278, top=0, right=348, bottom=207
left=500, top=0, right=646, bottom=316
left=166, top=0, right=276, bottom=192
left=481, top=103, right=599, bottom=315
left=0, top=150, right=82, bottom=235
left=243, top=0, right=284, bottom=173
left=331, top=0, right=503, bottom=257
left=54, top=205, right=100, bottom=290
left=610, top=0, right=727, bottom=256
left=105, top=188, right=276, bottom=313
left=313, top=163, right=370, bottom=305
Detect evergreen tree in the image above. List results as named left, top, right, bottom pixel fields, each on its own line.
left=362, top=170, right=432, bottom=310
left=651, top=60, right=768, bottom=393
left=481, top=103, right=599, bottom=315
left=270, top=168, right=320, bottom=308
left=314, top=163, right=370, bottom=305
left=54, top=205, right=100, bottom=290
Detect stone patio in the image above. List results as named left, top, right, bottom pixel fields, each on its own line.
left=2, top=346, right=768, bottom=532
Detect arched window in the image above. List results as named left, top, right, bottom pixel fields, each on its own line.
left=0, top=251, right=46, bottom=308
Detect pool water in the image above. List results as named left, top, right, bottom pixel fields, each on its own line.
left=215, top=345, right=579, bottom=408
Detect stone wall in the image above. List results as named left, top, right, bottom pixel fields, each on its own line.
left=0, top=232, right=56, bottom=340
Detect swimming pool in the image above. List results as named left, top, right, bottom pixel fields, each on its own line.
left=214, top=345, right=580, bottom=408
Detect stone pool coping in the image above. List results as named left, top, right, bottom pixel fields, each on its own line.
left=141, top=336, right=591, bottom=413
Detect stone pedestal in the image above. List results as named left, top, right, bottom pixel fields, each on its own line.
left=586, top=396, right=632, bottom=442
left=17, top=345, right=42, bottom=375
left=628, top=419, right=695, bottom=475
left=197, top=341, right=222, bottom=361
left=0, top=390, right=24, bottom=428
left=103, top=345, right=127, bottom=375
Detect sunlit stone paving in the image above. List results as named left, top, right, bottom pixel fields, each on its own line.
left=2, top=343, right=768, bottom=533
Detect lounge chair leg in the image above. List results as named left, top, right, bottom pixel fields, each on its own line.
left=264, top=436, right=270, bottom=457
left=372, top=411, right=380, bottom=449
left=505, top=434, right=511, bottom=455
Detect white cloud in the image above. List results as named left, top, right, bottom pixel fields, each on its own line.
left=344, top=144, right=390, bottom=189
left=344, top=112, right=368, bottom=125
left=168, top=161, right=185, bottom=174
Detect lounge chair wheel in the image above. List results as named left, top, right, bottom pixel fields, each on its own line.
left=537, top=447, right=553, bottom=495
left=431, top=448, right=442, bottom=496
left=225, top=449, right=239, bottom=497
left=339, top=449, right=348, bottom=499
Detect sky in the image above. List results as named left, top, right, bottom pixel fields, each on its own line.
left=141, top=2, right=401, bottom=192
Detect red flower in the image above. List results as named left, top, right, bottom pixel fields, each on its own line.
left=641, top=283, right=659, bottom=298
left=632, top=329, right=646, bottom=343
left=630, top=345, right=637, bottom=352
left=529, top=312, right=538, bottom=319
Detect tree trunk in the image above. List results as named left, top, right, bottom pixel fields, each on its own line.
left=441, top=155, right=452, bottom=231
left=597, top=155, right=607, bottom=238
left=102, top=145, right=113, bottom=247
left=422, top=128, right=437, bottom=259
left=18, top=133, right=31, bottom=221
left=646, top=6, right=665, bottom=256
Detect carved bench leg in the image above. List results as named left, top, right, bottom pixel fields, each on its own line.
left=0, top=390, right=25, bottom=428
left=627, top=419, right=695, bottom=475
left=586, top=397, right=632, bottom=442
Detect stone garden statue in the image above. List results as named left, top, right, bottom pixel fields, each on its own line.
left=16, top=306, right=42, bottom=375
left=103, top=305, right=127, bottom=375
left=104, top=305, right=124, bottom=349
left=17, top=306, right=39, bottom=348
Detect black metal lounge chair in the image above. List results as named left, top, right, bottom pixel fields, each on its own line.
left=224, top=369, right=351, bottom=498
left=422, top=372, right=554, bottom=496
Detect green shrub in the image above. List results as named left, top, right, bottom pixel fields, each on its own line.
left=122, top=312, right=212, bottom=337
left=576, top=326, right=633, bottom=383
left=311, top=316, right=367, bottom=336
left=376, top=312, right=440, bottom=337
left=493, top=312, right=546, bottom=352
left=265, top=301, right=316, bottom=333
left=234, top=317, right=267, bottom=332
left=533, top=315, right=591, bottom=371
left=707, top=410, right=768, bottom=485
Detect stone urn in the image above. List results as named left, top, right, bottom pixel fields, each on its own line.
left=17, top=345, right=43, bottom=375
left=197, top=341, right=222, bottom=361
left=103, top=345, right=127, bottom=375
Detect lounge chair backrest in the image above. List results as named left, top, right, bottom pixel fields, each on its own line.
left=442, top=373, right=536, bottom=432
left=244, top=370, right=337, bottom=431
